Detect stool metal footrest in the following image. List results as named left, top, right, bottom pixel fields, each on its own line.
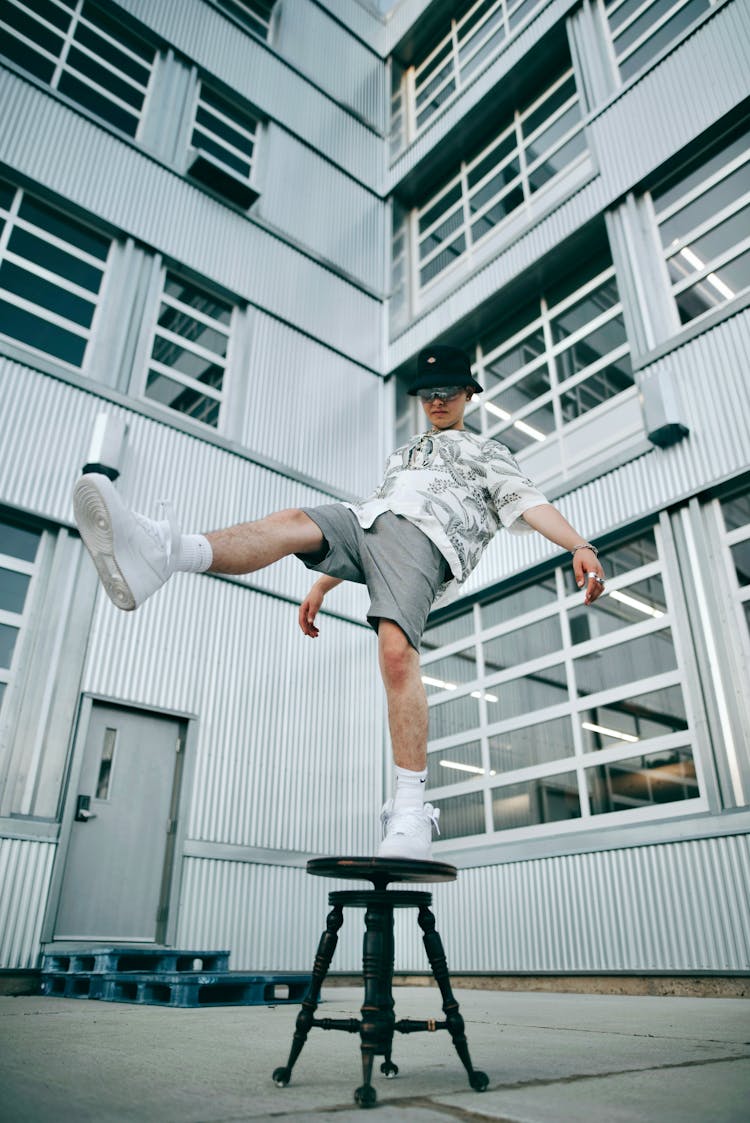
left=271, top=857, right=489, bottom=1109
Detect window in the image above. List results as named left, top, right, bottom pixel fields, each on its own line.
left=187, top=82, right=260, bottom=207
left=652, top=123, right=750, bottom=326
left=213, top=0, right=275, bottom=40
left=414, top=68, right=587, bottom=290
left=0, top=181, right=110, bottom=368
left=420, top=527, right=700, bottom=842
left=462, top=252, right=633, bottom=452
left=0, top=517, right=42, bottom=715
left=0, top=0, right=156, bottom=137
left=391, top=0, right=547, bottom=151
left=604, top=0, right=714, bottom=83
left=145, top=272, right=234, bottom=429
left=719, top=488, right=750, bottom=642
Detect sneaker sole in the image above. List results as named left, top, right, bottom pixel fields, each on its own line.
left=73, top=476, right=137, bottom=611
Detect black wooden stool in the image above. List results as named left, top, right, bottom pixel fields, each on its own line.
left=272, top=856, right=489, bottom=1108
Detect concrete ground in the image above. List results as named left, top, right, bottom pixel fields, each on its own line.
left=1, top=986, right=748, bottom=1123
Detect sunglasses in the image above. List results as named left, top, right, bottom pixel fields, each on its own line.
left=416, top=386, right=466, bottom=402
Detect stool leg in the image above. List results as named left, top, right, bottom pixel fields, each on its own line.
left=417, top=905, right=489, bottom=1093
left=272, top=903, right=344, bottom=1088
left=355, top=904, right=395, bottom=1108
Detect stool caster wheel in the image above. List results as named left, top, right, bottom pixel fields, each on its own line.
left=470, top=1070, right=489, bottom=1092
left=354, top=1084, right=377, bottom=1108
left=272, top=1066, right=291, bottom=1087
left=380, top=1060, right=399, bottom=1079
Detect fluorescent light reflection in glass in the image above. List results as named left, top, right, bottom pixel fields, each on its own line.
left=440, top=759, right=496, bottom=776
left=608, top=589, right=664, bottom=618
left=581, top=721, right=639, bottom=743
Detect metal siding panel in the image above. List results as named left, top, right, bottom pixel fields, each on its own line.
left=318, top=0, right=387, bottom=56
left=0, top=838, right=55, bottom=968
left=244, top=312, right=385, bottom=495
left=392, top=835, right=750, bottom=971
left=177, top=857, right=363, bottom=970
left=112, top=0, right=380, bottom=185
left=256, top=126, right=386, bottom=292
left=82, top=572, right=383, bottom=853
left=0, top=69, right=381, bottom=370
left=274, top=0, right=387, bottom=132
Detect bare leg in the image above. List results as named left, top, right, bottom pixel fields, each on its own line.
left=377, top=620, right=428, bottom=771
left=206, top=509, right=323, bottom=574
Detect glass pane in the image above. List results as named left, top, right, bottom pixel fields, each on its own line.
left=0, top=520, right=41, bottom=562
left=145, top=371, right=220, bottom=427
left=580, top=683, right=688, bottom=750
left=551, top=279, right=621, bottom=341
left=525, top=104, right=582, bottom=168
left=0, top=622, right=19, bottom=669
left=487, top=365, right=551, bottom=414
left=559, top=355, right=634, bottom=423
left=653, top=127, right=750, bottom=215
left=675, top=248, right=750, bottom=325
left=720, top=492, right=750, bottom=531
left=489, top=663, right=568, bottom=720
left=0, top=567, right=31, bottom=614
left=0, top=262, right=96, bottom=327
left=494, top=404, right=555, bottom=452
left=422, top=611, right=475, bottom=652
left=81, top=1, right=154, bottom=62
left=0, top=298, right=87, bottom=365
left=196, top=101, right=254, bottom=153
left=1, top=3, right=65, bottom=56
left=420, top=234, right=466, bottom=285
left=0, top=181, right=14, bottom=212
left=437, top=790, right=485, bottom=839
left=57, top=70, right=139, bottom=133
left=429, top=693, right=480, bottom=740
left=192, top=129, right=252, bottom=178
left=568, top=574, right=667, bottom=644
left=152, top=338, right=226, bottom=385
left=483, top=615, right=563, bottom=672
left=17, top=196, right=109, bottom=260
left=660, top=164, right=750, bottom=251
left=421, top=206, right=464, bottom=258
left=667, top=208, right=750, bottom=283
left=524, top=76, right=576, bottom=138
left=163, top=277, right=233, bottom=324
left=95, top=727, right=117, bottom=799
left=563, top=530, right=657, bottom=592
left=66, top=44, right=144, bottom=109
left=574, top=628, right=677, bottom=697
left=422, top=647, right=479, bottom=694
left=730, top=539, right=750, bottom=587
left=419, top=183, right=462, bottom=236
left=483, top=326, right=545, bottom=385
left=1, top=32, right=57, bottom=82
left=618, top=0, right=710, bottom=81
left=428, top=740, right=483, bottom=788
left=8, top=227, right=104, bottom=292
left=489, top=715, right=575, bottom=773
left=588, top=747, right=698, bottom=813
left=0, top=681, right=5, bottom=711
left=470, top=185, right=524, bottom=241
left=482, top=576, right=557, bottom=629
left=492, top=770, right=581, bottom=830
left=156, top=308, right=228, bottom=358
left=75, top=19, right=151, bottom=83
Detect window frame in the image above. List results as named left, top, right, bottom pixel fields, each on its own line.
left=0, top=522, right=43, bottom=719
left=421, top=522, right=709, bottom=847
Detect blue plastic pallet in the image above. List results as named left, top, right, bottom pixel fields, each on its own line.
left=41, top=969, right=311, bottom=1007
left=40, top=947, right=230, bottom=975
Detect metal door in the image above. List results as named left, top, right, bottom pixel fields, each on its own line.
left=54, top=703, right=183, bottom=941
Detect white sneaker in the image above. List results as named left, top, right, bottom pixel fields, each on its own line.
left=377, top=800, right=440, bottom=861
left=73, top=473, right=178, bottom=611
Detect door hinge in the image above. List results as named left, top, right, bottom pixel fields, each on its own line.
left=175, top=737, right=183, bottom=754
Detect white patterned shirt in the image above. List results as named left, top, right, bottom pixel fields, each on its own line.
left=345, top=429, right=548, bottom=604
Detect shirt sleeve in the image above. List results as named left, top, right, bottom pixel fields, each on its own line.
left=483, top=440, right=549, bottom=535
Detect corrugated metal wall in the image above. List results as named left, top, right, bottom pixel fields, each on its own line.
left=176, top=832, right=750, bottom=973
left=0, top=70, right=381, bottom=370
left=113, top=0, right=381, bottom=186
left=0, top=839, right=56, bottom=969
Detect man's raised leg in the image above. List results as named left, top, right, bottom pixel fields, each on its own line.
left=376, top=620, right=439, bottom=860
left=73, top=473, right=323, bottom=610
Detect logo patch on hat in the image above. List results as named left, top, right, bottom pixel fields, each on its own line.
left=427, top=356, right=436, bottom=363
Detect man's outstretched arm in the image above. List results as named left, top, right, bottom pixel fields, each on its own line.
left=521, top=504, right=606, bottom=606
left=299, top=575, right=343, bottom=637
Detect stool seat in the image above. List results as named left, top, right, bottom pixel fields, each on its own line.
left=272, top=854, right=489, bottom=1108
left=307, top=856, right=457, bottom=889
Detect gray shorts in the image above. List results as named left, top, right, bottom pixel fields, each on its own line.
left=296, top=504, right=449, bottom=650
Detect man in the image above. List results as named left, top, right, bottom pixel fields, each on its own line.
left=73, top=346, right=605, bottom=860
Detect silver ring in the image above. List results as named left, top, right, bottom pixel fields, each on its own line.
left=587, top=573, right=605, bottom=586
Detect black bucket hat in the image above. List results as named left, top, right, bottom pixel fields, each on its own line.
left=408, top=345, right=483, bottom=395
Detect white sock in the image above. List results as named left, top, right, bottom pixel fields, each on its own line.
left=172, top=533, right=213, bottom=573
left=392, top=765, right=428, bottom=812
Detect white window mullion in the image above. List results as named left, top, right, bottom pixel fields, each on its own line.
left=51, top=0, right=83, bottom=89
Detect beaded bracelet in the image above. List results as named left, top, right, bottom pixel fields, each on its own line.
left=571, top=542, right=598, bottom=557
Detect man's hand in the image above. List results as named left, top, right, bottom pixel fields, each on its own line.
left=573, top=548, right=606, bottom=606
left=299, top=585, right=325, bottom=637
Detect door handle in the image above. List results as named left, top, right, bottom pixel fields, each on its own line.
left=75, top=794, right=97, bottom=822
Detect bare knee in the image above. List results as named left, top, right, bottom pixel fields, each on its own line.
left=379, top=622, right=418, bottom=690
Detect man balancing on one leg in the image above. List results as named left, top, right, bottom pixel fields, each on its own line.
left=73, top=345, right=606, bottom=861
